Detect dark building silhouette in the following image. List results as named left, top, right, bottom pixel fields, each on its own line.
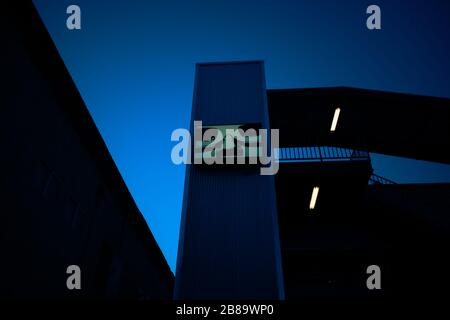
left=1, top=3, right=173, bottom=299
left=268, top=87, right=450, bottom=298
left=175, top=62, right=450, bottom=299
left=174, top=62, right=285, bottom=300
left=3, top=1, right=450, bottom=301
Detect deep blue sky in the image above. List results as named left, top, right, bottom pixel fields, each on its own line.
left=33, top=0, right=450, bottom=271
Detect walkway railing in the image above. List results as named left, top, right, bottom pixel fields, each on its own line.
left=275, top=146, right=370, bottom=162
left=275, top=146, right=396, bottom=185
left=369, top=173, right=396, bottom=185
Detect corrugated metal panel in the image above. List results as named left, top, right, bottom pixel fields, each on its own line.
left=174, top=62, right=284, bottom=299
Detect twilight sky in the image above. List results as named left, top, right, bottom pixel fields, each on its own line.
left=33, top=0, right=450, bottom=271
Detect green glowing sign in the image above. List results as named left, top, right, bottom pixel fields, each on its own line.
left=194, top=123, right=262, bottom=163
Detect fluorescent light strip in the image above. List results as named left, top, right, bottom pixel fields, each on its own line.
left=330, top=107, right=341, bottom=132
left=309, top=186, right=320, bottom=210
